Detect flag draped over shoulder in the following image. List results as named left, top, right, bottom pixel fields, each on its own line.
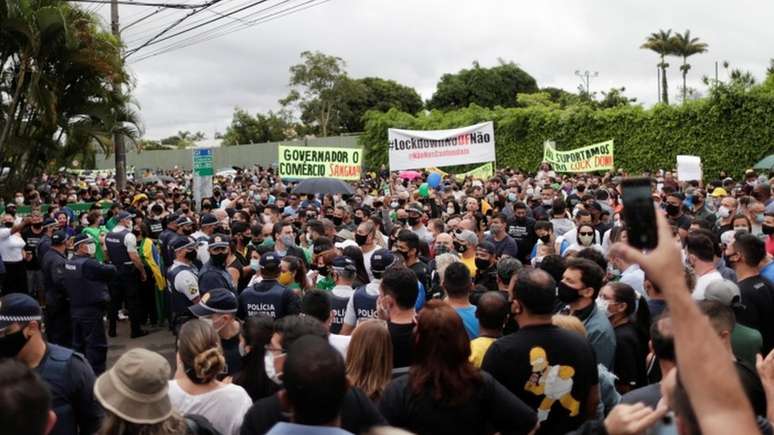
left=139, top=238, right=167, bottom=321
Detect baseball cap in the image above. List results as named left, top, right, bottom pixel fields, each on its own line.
left=41, top=217, right=57, bottom=229
left=259, top=252, right=281, bottom=270
left=116, top=211, right=135, bottom=221
left=711, top=187, right=729, bottom=197
left=199, top=213, right=218, bottom=227
left=370, top=249, right=395, bottom=273
left=407, top=203, right=424, bottom=215
left=94, top=348, right=172, bottom=424
left=208, top=234, right=230, bottom=249
left=170, top=237, right=197, bottom=252
left=477, top=240, right=496, bottom=255
left=51, top=230, right=69, bottom=245
left=189, top=289, right=237, bottom=317
left=71, top=233, right=94, bottom=248
left=705, top=280, right=744, bottom=308
left=0, top=293, right=43, bottom=329
left=332, top=256, right=357, bottom=272
left=175, top=215, right=194, bottom=226
left=454, top=229, right=479, bottom=248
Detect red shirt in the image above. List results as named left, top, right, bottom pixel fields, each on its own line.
left=766, top=235, right=774, bottom=257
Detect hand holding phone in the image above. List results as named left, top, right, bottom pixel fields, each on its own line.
left=621, top=177, right=659, bottom=250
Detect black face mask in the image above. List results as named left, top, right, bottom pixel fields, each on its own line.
left=185, top=250, right=197, bottom=262
left=3, top=222, right=12, bottom=228
left=315, top=265, right=330, bottom=276
left=475, top=258, right=491, bottom=270
left=182, top=227, right=193, bottom=236
left=210, top=252, right=228, bottom=267
left=353, top=217, right=363, bottom=225
left=665, top=204, right=680, bottom=216
left=407, top=217, right=420, bottom=226
left=399, top=218, right=409, bottom=226
left=557, top=282, right=582, bottom=304
left=538, top=234, right=551, bottom=244
left=0, top=328, right=29, bottom=359
left=762, top=224, right=774, bottom=236
left=395, top=249, right=409, bottom=260
left=251, top=238, right=264, bottom=246
left=355, top=234, right=368, bottom=245
left=454, top=241, right=467, bottom=253
left=31, top=223, right=42, bottom=230
left=332, top=217, right=343, bottom=226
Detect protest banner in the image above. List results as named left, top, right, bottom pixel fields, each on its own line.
left=425, top=162, right=494, bottom=181
left=543, top=140, right=615, bottom=172
left=278, top=145, right=362, bottom=180
left=677, top=155, right=703, bottom=181
left=387, top=122, right=495, bottom=171
left=0, top=202, right=113, bottom=217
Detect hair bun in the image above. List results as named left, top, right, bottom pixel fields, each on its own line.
left=193, top=347, right=225, bottom=383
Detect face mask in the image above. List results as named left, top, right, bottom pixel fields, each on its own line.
left=250, top=259, right=261, bottom=271
left=332, top=217, right=343, bottom=226
left=315, top=265, right=330, bottom=277
left=763, top=224, right=774, bottom=236
left=390, top=201, right=399, bottom=209
left=538, top=234, right=551, bottom=244
left=733, top=226, right=749, bottom=233
left=14, top=197, right=24, bottom=205
left=578, top=234, right=594, bottom=246
left=395, top=249, right=409, bottom=260
left=507, top=193, right=518, bottom=202
left=490, top=223, right=502, bottom=234
left=557, top=281, right=582, bottom=304
left=185, top=250, right=197, bottom=262
left=665, top=204, right=680, bottom=216
left=531, top=256, right=544, bottom=267
left=353, top=217, right=363, bottom=225
left=281, top=235, right=295, bottom=247
left=717, top=206, right=731, bottom=219
left=596, top=298, right=613, bottom=318
left=3, top=222, right=13, bottom=228
left=80, top=218, right=89, bottom=226
left=755, top=214, right=765, bottom=224
left=264, top=351, right=283, bottom=385
left=435, top=243, right=450, bottom=255
left=475, top=258, right=491, bottom=270
left=0, top=328, right=29, bottom=358
left=355, top=234, right=368, bottom=245
left=407, top=217, right=419, bottom=226
left=278, top=271, right=294, bottom=286
left=398, top=218, right=408, bottom=226
left=542, top=199, right=553, bottom=206
left=454, top=241, right=467, bottom=253
left=86, top=244, right=96, bottom=256
left=31, top=223, right=41, bottom=230
left=447, top=205, right=455, bottom=214
left=210, top=252, right=228, bottom=267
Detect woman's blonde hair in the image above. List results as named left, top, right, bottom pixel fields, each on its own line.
left=178, top=319, right=225, bottom=384
left=346, top=319, right=393, bottom=401
left=552, top=314, right=588, bottom=337
left=99, top=410, right=187, bottom=435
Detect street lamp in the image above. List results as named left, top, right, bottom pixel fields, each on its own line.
left=574, top=70, right=599, bottom=95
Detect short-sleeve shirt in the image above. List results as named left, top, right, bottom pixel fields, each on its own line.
left=481, top=324, right=598, bottom=435
left=168, top=381, right=252, bottom=435
left=454, top=305, right=480, bottom=339
left=485, top=234, right=519, bottom=258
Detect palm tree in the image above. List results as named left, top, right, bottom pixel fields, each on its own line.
left=641, top=29, right=674, bottom=104
left=671, top=30, right=708, bottom=103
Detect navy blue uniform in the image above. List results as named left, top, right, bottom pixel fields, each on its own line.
left=237, top=279, right=300, bottom=320
left=63, top=254, right=115, bottom=375
left=41, top=248, right=71, bottom=347
left=104, top=228, right=143, bottom=336
left=167, top=262, right=199, bottom=333
left=352, top=286, right=378, bottom=322
left=36, top=343, right=103, bottom=435
left=37, top=234, right=52, bottom=260
left=330, top=293, right=350, bottom=334
left=158, top=228, right=178, bottom=273
left=199, top=260, right=236, bottom=295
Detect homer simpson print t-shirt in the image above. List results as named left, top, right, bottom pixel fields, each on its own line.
left=481, top=324, right=598, bottom=435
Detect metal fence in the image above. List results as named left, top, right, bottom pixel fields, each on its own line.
left=94, top=135, right=361, bottom=170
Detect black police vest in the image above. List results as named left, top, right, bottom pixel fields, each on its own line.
left=167, top=263, right=197, bottom=316
left=198, top=261, right=236, bottom=294
left=63, top=256, right=109, bottom=318
left=353, top=286, right=378, bottom=321
left=329, top=292, right=351, bottom=334
left=105, top=229, right=132, bottom=265
left=242, top=283, right=286, bottom=319
left=37, top=344, right=80, bottom=435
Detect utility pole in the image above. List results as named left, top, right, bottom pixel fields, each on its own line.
left=111, top=0, right=127, bottom=189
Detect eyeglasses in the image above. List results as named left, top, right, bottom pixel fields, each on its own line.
left=579, top=232, right=594, bottom=236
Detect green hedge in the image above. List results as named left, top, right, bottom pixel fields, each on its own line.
left=360, top=88, right=774, bottom=178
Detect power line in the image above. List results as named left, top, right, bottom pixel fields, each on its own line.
left=124, top=0, right=224, bottom=57
left=132, top=0, right=329, bottom=63
left=69, top=0, right=212, bottom=9
left=121, top=7, right=164, bottom=31
left=121, top=0, right=243, bottom=44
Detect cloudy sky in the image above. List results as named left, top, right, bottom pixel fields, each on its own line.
left=93, top=0, right=771, bottom=140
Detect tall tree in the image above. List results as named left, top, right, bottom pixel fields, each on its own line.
left=280, top=51, right=347, bottom=137
left=671, top=30, right=708, bottom=104
left=221, top=108, right=296, bottom=145
left=336, top=77, right=423, bottom=132
left=641, top=29, right=674, bottom=104
left=427, top=60, right=538, bottom=110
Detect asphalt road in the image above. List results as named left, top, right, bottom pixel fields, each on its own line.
left=106, top=319, right=177, bottom=371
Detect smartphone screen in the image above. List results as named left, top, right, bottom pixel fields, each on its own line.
left=621, top=177, right=658, bottom=250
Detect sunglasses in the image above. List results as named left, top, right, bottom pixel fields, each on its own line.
left=579, top=232, right=594, bottom=236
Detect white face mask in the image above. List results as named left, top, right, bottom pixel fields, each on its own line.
left=596, top=297, right=613, bottom=317
left=717, top=206, right=731, bottom=219
left=264, top=350, right=283, bottom=385
left=14, top=197, right=24, bottom=205
left=250, top=259, right=260, bottom=271
left=578, top=234, right=594, bottom=246
left=733, top=226, right=749, bottom=233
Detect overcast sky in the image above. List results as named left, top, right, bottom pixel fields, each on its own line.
left=95, top=0, right=772, bottom=140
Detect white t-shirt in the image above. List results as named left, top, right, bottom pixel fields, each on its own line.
left=329, top=334, right=351, bottom=358
left=362, top=245, right=377, bottom=282
left=168, top=381, right=252, bottom=435
left=693, top=270, right=724, bottom=300
left=0, top=228, right=25, bottom=262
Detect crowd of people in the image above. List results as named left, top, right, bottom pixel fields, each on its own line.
left=1, top=163, right=774, bottom=435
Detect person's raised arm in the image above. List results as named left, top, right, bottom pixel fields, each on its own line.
left=609, top=211, right=757, bottom=435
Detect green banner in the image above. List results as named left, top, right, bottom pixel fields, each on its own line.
left=0, top=201, right=113, bottom=217
left=278, top=145, right=362, bottom=180
left=543, top=140, right=615, bottom=172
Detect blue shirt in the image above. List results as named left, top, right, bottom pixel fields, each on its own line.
left=266, top=422, right=353, bottom=435
left=763, top=261, right=774, bottom=285
left=454, top=305, right=480, bottom=339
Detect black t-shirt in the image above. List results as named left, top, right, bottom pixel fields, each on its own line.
left=379, top=371, right=537, bottom=435
left=239, top=387, right=385, bottom=435
left=21, top=227, right=45, bottom=270
left=736, top=275, right=774, bottom=354
left=389, top=321, right=415, bottom=369
left=481, top=324, right=598, bottom=435
left=507, top=217, right=536, bottom=263
left=613, top=323, right=647, bottom=390
left=409, top=260, right=430, bottom=294
left=220, top=333, right=242, bottom=377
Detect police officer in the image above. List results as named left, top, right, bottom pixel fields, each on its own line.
left=198, top=233, right=236, bottom=295
left=237, top=252, right=300, bottom=320
left=104, top=211, right=148, bottom=339
left=191, top=213, right=218, bottom=264
left=35, top=217, right=58, bottom=260
left=40, top=230, right=71, bottom=347
left=0, top=293, right=103, bottom=435
left=63, top=234, right=116, bottom=375
left=340, top=249, right=394, bottom=335
left=328, top=255, right=357, bottom=334
left=158, top=212, right=179, bottom=273
left=189, top=288, right=242, bottom=376
left=167, top=237, right=200, bottom=333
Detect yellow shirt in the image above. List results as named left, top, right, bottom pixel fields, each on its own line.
left=461, top=255, right=477, bottom=276
left=469, top=336, right=496, bottom=368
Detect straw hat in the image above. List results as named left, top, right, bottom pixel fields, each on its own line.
left=94, top=348, right=172, bottom=424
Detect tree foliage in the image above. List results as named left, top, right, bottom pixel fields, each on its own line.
left=427, top=60, right=538, bottom=110
left=336, top=77, right=423, bottom=132
left=671, top=30, right=709, bottom=104
left=0, top=0, right=140, bottom=191
left=361, top=88, right=774, bottom=178
left=641, top=29, right=674, bottom=104
left=220, top=108, right=297, bottom=145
